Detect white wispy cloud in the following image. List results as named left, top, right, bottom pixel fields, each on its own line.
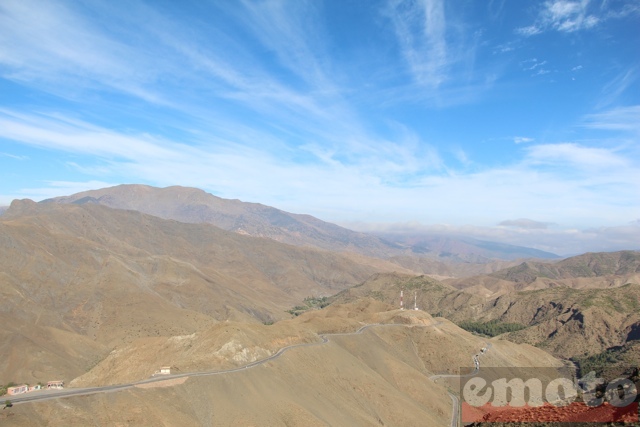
left=0, top=0, right=444, bottom=189
left=499, top=218, right=553, bottom=229
left=387, top=0, right=450, bottom=87
left=522, top=59, right=547, bottom=71
left=596, top=68, right=637, bottom=108
left=582, top=105, right=640, bottom=132
left=0, top=0, right=167, bottom=104
left=524, top=142, right=628, bottom=169
left=0, top=109, right=182, bottom=161
left=0, top=152, right=28, bottom=160
left=534, top=68, right=550, bottom=76
left=513, top=136, right=534, bottom=144
left=516, top=25, right=543, bottom=36
left=232, top=0, right=334, bottom=91
left=2, top=109, right=638, bottom=231
left=516, top=0, right=612, bottom=36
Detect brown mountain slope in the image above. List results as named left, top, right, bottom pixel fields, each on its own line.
left=387, top=255, right=533, bottom=279
left=0, top=200, right=400, bottom=384
left=3, top=303, right=562, bottom=427
left=445, top=250, right=640, bottom=295
left=491, top=250, right=640, bottom=282
left=43, top=184, right=404, bottom=258
left=331, top=272, right=488, bottom=320
left=494, top=284, right=640, bottom=358
left=331, top=274, right=640, bottom=360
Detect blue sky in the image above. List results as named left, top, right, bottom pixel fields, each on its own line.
left=0, top=0, right=638, bottom=254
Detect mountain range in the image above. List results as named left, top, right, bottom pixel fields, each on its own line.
left=42, top=184, right=559, bottom=264
left=1, top=183, right=638, bottom=426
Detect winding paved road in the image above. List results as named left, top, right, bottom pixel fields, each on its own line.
left=429, top=342, right=492, bottom=427
left=6, top=320, right=489, bottom=427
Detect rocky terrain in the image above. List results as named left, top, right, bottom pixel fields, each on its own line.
left=332, top=270, right=640, bottom=361
left=446, top=250, right=640, bottom=296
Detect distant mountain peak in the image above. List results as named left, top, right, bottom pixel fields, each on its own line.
left=41, top=184, right=403, bottom=258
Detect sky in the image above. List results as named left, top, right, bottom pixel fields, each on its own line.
left=0, top=0, right=639, bottom=255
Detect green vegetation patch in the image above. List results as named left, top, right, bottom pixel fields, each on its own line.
left=457, top=319, right=527, bottom=337
left=367, top=290, right=385, bottom=301
left=402, top=275, right=445, bottom=291
left=573, top=342, right=640, bottom=378
left=286, top=296, right=330, bottom=316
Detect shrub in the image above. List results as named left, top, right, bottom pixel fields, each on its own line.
left=457, top=319, right=527, bottom=337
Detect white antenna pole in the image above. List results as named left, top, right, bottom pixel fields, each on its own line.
left=414, top=291, right=418, bottom=310
left=400, top=290, right=404, bottom=310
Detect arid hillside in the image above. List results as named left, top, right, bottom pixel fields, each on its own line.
left=0, top=200, right=406, bottom=384
left=333, top=273, right=640, bottom=360
left=1, top=301, right=562, bottom=427
left=387, top=255, right=538, bottom=279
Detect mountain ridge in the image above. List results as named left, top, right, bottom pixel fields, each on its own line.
left=42, top=184, right=560, bottom=264
left=42, top=184, right=405, bottom=258
left=444, top=250, right=640, bottom=296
